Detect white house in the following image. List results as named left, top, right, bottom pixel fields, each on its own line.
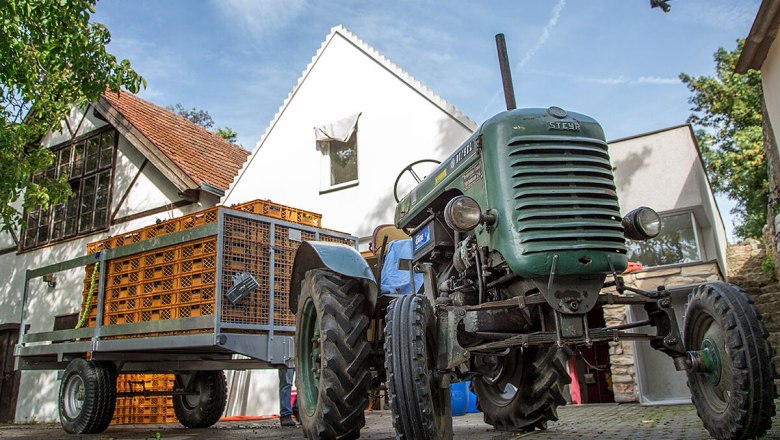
left=220, top=24, right=478, bottom=418
left=736, top=0, right=780, bottom=259
left=602, top=124, right=729, bottom=405
left=0, top=91, right=249, bottom=422
left=223, top=25, right=478, bottom=248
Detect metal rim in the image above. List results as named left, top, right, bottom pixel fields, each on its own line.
left=183, top=382, right=201, bottom=409
left=63, top=374, right=85, bottom=419
left=298, top=298, right=321, bottom=418
left=690, top=312, right=732, bottom=414
left=476, top=354, right=519, bottom=407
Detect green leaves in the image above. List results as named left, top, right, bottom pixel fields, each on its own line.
left=681, top=39, right=766, bottom=240
left=0, top=0, right=144, bottom=234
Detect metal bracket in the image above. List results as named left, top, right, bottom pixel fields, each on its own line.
left=644, top=294, right=687, bottom=365
left=226, top=271, right=259, bottom=305
left=436, top=307, right=470, bottom=370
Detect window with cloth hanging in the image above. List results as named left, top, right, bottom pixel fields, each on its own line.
left=315, top=113, right=360, bottom=192
left=22, top=128, right=117, bottom=249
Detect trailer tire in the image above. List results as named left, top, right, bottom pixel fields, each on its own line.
left=58, top=358, right=116, bottom=434
left=385, top=294, right=452, bottom=440
left=173, top=370, right=227, bottom=428
left=473, top=346, right=569, bottom=432
left=295, top=269, right=371, bottom=439
left=684, top=282, right=776, bottom=440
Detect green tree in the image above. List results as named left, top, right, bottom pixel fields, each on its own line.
left=214, top=127, right=238, bottom=144
left=0, top=0, right=144, bottom=234
left=166, top=103, right=239, bottom=144
left=680, top=40, right=766, bottom=239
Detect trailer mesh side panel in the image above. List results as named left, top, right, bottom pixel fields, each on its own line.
left=81, top=202, right=356, bottom=335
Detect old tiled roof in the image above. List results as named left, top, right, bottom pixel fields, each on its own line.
left=101, top=91, right=249, bottom=191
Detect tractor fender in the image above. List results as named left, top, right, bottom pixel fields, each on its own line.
left=289, top=241, right=378, bottom=315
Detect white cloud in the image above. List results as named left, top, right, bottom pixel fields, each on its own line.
left=213, top=0, right=309, bottom=42
left=517, top=0, right=566, bottom=70
left=525, top=69, right=679, bottom=86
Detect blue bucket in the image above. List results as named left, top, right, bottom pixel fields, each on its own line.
left=450, top=382, right=469, bottom=416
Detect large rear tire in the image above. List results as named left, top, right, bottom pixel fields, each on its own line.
left=58, top=358, right=116, bottom=434
left=684, top=282, right=776, bottom=440
left=295, top=269, right=371, bottom=440
left=172, top=370, right=227, bottom=428
left=385, top=294, right=452, bottom=440
left=472, top=346, right=569, bottom=432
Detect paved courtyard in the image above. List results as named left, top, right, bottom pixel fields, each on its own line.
left=0, top=402, right=778, bottom=439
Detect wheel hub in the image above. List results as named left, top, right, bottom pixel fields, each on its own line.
left=688, top=331, right=724, bottom=385
left=63, top=375, right=85, bottom=418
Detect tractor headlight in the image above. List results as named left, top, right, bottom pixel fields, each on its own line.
left=444, top=196, right=483, bottom=232
left=622, top=207, right=661, bottom=240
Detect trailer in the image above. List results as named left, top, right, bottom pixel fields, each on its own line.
left=14, top=205, right=356, bottom=434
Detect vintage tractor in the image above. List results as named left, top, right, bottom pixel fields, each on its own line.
left=289, top=35, right=776, bottom=440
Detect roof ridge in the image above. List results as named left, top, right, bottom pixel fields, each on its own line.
left=333, top=25, right=477, bottom=131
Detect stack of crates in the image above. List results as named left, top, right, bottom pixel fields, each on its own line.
left=112, top=373, right=176, bottom=425
left=79, top=199, right=351, bottom=334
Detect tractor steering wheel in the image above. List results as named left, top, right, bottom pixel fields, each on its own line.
left=393, top=159, right=441, bottom=203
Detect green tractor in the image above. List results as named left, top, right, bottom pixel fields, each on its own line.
left=288, top=35, right=776, bottom=440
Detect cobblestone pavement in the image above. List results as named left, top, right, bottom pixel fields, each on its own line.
left=0, top=403, right=779, bottom=439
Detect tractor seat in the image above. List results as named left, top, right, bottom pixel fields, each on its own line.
left=369, top=224, right=409, bottom=256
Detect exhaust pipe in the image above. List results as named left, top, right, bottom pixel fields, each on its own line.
left=495, top=33, right=517, bottom=111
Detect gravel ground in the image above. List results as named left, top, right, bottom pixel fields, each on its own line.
left=1, top=402, right=779, bottom=439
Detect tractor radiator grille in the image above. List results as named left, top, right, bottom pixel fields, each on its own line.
left=508, top=138, right=627, bottom=255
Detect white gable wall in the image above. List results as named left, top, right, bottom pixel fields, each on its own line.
left=762, top=33, right=780, bottom=159
left=225, top=30, right=475, bottom=242
left=0, top=106, right=216, bottom=423
left=609, top=125, right=728, bottom=274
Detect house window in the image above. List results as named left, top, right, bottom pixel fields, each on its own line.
left=22, top=129, right=117, bottom=249
left=626, top=211, right=701, bottom=268
left=315, top=113, right=360, bottom=192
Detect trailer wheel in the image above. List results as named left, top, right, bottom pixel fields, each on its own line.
left=472, top=346, right=569, bottom=432
left=58, top=358, right=116, bottom=434
left=684, top=282, right=776, bottom=440
left=295, top=269, right=371, bottom=439
left=173, top=370, right=227, bottom=428
left=385, top=294, right=452, bottom=440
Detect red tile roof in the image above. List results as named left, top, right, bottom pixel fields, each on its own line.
left=101, top=91, right=249, bottom=192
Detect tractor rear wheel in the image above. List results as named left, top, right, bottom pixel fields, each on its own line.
left=295, top=269, right=371, bottom=439
left=385, top=294, right=452, bottom=440
left=472, top=346, right=569, bottom=432
left=684, top=282, right=776, bottom=440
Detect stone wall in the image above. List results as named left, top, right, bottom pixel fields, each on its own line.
left=726, top=239, right=780, bottom=382
left=604, top=241, right=780, bottom=403
left=603, top=262, right=722, bottom=403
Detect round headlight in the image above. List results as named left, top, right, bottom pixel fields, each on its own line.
left=622, top=207, right=662, bottom=240
left=444, top=196, right=483, bottom=232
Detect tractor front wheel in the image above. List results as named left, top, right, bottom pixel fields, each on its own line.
left=684, top=282, right=776, bottom=440
left=295, top=269, right=371, bottom=439
left=385, top=294, right=452, bottom=440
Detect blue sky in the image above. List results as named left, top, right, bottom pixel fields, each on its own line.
left=93, top=0, right=760, bottom=239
